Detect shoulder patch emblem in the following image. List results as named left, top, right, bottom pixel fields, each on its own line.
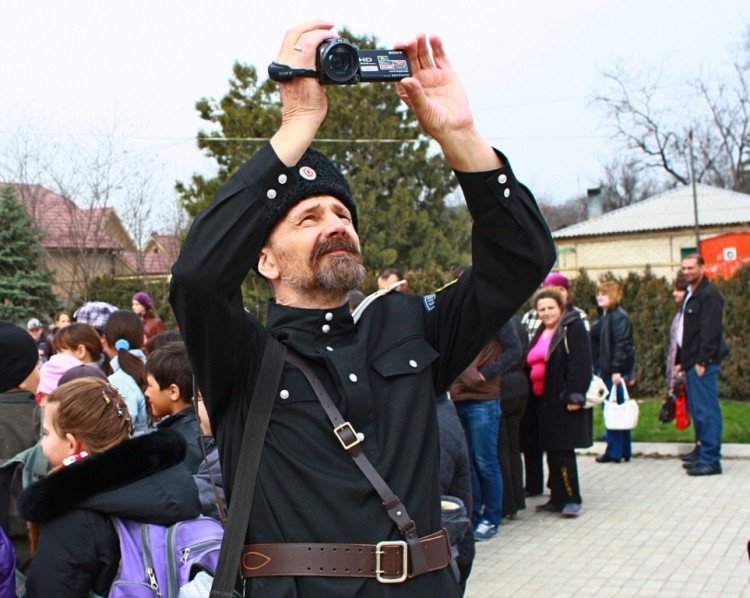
left=423, top=294, right=437, bottom=312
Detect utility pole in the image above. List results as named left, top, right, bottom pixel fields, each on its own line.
left=688, top=130, right=701, bottom=249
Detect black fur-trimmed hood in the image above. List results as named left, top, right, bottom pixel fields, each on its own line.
left=18, top=428, right=189, bottom=523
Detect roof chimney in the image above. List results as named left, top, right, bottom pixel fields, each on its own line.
left=587, top=187, right=603, bottom=219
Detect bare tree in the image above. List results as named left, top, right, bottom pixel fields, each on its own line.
left=0, top=117, right=167, bottom=304
left=538, top=194, right=587, bottom=231
left=598, top=159, right=666, bottom=211
left=595, top=28, right=750, bottom=194
left=692, top=61, right=750, bottom=193
left=595, top=65, right=692, bottom=186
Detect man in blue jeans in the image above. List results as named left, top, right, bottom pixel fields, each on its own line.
left=678, top=253, right=728, bottom=476
left=450, top=319, right=522, bottom=540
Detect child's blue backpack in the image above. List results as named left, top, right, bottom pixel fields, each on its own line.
left=108, top=515, right=223, bottom=597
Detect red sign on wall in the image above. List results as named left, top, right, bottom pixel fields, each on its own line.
left=700, top=233, right=750, bottom=279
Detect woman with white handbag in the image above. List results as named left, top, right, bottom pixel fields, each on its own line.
left=591, top=281, right=636, bottom=463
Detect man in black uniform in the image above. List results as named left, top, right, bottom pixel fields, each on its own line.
left=170, top=20, right=556, bottom=596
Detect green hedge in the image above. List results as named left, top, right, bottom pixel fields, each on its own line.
left=566, top=265, right=749, bottom=401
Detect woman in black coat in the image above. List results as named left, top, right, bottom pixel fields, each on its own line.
left=526, top=288, right=593, bottom=517
left=591, top=280, right=635, bottom=463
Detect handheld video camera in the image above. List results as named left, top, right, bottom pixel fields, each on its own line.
left=268, top=38, right=412, bottom=85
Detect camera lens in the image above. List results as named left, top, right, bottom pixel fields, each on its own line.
left=319, top=40, right=359, bottom=83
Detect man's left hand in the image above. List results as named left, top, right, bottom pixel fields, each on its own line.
left=695, top=364, right=706, bottom=377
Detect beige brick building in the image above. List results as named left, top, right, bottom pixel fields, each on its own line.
left=552, top=184, right=750, bottom=280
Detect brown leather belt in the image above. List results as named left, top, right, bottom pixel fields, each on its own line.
left=241, top=529, right=451, bottom=584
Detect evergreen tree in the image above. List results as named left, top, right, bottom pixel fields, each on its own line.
left=0, top=186, right=59, bottom=323
left=714, top=263, right=750, bottom=400
left=620, top=268, right=673, bottom=397
left=175, top=30, right=471, bottom=275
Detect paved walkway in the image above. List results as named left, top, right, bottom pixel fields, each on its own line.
left=465, top=443, right=750, bottom=597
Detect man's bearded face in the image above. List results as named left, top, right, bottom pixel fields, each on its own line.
left=277, top=235, right=365, bottom=294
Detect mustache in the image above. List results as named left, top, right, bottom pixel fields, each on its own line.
left=311, top=237, right=360, bottom=263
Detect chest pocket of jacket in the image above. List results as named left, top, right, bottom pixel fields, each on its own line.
left=370, top=338, right=439, bottom=379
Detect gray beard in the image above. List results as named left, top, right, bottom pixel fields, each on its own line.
left=281, top=254, right=365, bottom=295
left=315, top=254, right=366, bottom=291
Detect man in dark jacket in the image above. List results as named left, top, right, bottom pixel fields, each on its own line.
left=436, top=394, right=474, bottom=595
left=170, top=20, right=555, bottom=596
left=450, top=318, right=522, bottom=540
left=0, top=320, right=42, bottom=574
left=678, top=254, right=727, bottom=476
left=0, top=321, right=40, bottom=459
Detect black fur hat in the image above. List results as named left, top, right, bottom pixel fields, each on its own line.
left=264, top=148, right=358, bottom=240
left=0, top=320, right=39, bottom=392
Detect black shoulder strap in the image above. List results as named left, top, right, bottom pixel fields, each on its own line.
left=210, top=335, right=286, bottom=598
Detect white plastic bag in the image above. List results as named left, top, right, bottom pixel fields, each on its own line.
left=602, top=381, right=639, bottom=430
left=584, top=375, right=608, bottom=408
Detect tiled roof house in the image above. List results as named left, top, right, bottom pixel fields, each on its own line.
left=3, top=183, right=136, bottom=304
left=120, top=232, right=181, bottom=280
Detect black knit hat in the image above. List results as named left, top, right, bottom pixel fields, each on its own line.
left=264, top=148, right=358, bottom=240
left=0, top=320, right=39, bottom=392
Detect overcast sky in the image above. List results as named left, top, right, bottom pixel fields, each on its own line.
left=2, top=0, right=748, bottom=223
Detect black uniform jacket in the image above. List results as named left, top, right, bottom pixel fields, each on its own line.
left=17, top=430, right=200, bottom=598
left=170, top=143, right=555, bottom=596
left=529, top=309, right=593, bottom=451
left=680, top=276, right=726, bottom=369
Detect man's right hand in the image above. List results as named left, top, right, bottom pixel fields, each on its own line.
left=270, top=20, right=337, bottom=166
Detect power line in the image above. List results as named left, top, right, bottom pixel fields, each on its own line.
left=199, top=137, right=421, bottom=143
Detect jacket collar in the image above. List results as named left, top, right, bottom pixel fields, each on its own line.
left=266, top=299, right=355, bottom=358
left=17, top=428, right=186, bottom=523
left=688, top=275, right=710, bottom=298
left=547, top=309, right=580, bottom=359
left=156, top=406, right=195, bottom=429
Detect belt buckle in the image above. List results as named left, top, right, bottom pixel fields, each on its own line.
left=375, top=540, right=408, bottom=583
left=333, top=421, right=362, bottom=450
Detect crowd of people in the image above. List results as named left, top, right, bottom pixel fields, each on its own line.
left=0, top=18, right=729, bottom=598
left=0, top=290, right=224, bottom=596
left=1, top=264, right=724, bottom=596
